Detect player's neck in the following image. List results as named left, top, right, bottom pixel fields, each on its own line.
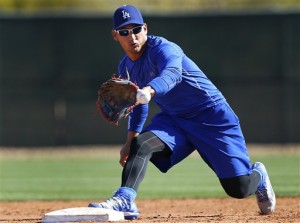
left=127, top=49, right=145, bottom=61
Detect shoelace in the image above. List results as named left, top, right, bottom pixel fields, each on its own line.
left=103, top=196, right=128, bottom=210
left=256, top=187, right=270, bottom=202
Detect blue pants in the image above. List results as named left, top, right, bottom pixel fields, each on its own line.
left=143, top=102, right=252, bottom=179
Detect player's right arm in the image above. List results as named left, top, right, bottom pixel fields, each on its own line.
left=147, top=43, right=183, bottom=96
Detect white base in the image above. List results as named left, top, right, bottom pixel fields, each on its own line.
left=42, top=207, right=125, bottom=222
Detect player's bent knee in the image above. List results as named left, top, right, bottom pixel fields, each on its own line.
left=130, top=136, right=148, bottom=156
left=219, top=175, right=254, bottom=199
left=130, top=132, right=157, bottom=157
left=223, top=187, right=249, bottom=199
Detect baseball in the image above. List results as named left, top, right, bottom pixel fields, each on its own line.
left=137, top=89, right=151, bottom=104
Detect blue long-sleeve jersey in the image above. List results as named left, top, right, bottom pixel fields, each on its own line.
left=118, top=35, right=225, bottom=132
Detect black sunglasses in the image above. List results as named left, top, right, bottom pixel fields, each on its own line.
left=116, top=26, right=143, bottom=37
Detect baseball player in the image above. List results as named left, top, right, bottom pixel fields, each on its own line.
left=89, top=5, right=276, bottom=220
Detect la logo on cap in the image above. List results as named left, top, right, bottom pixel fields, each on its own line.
left=122, top=10, right=130, bottom=19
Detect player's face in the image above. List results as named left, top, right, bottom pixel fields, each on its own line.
left=112, top=24, right=148, bottom=61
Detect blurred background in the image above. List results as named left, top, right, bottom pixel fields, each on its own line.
left=0, top=0, right=299, bottom=146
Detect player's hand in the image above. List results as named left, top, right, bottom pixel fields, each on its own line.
left=119, top=143, right=130, bottom=167
left=136, top=88, right=151, bottom=104
left=120, top=132, right=139, bottom=167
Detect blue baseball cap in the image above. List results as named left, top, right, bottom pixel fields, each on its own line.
left=113, top=5, right=144, bottom=30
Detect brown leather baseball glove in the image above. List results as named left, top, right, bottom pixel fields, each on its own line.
left=96, top=76, right=138, bottom=125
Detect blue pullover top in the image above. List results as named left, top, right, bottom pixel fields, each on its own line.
left=118, top=35, right=225, bottom=132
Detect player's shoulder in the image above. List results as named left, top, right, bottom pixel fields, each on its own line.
left=147, top=35, right=171, bottom=48
left=147, top=35, right=184, bottom=55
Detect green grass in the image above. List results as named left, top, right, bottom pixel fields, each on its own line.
left=0, top=150, right=299, bottom=201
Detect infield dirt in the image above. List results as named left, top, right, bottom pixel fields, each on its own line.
left=1, top=197, right=299, bottom=223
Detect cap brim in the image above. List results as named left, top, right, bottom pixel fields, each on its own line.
left=114, top=20, right=144, bottom=30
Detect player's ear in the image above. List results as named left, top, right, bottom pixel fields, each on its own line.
left=112, top=30, right=118, bottom=42
left=143, top=23, right=148, bottom=35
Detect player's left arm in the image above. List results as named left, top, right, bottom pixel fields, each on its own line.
left=119, top=131, right=140, bottom=167
left=127, top=102, right=149, bottom=132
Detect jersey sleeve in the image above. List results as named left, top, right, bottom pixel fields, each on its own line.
left=128, top=103, right=149, bottom=133
left=147, top=43, right=183, bottom=96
